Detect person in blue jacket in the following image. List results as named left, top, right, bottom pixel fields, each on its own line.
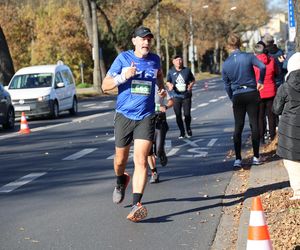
left=222, top=33, right=266, bottom=168
left=102, top=26, right=165, bottom=222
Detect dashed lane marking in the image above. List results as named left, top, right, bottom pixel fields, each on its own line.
left=0, top=172, right=46, bottom=193
left=207, top=138, right=218, bottom=147
left=82, top=104, right=96, bottom=107
left=197, top=103, right=209, bottom=107
left=63, top=148, right=97, bottom=160
left=0, top=112, right=111, bottom=140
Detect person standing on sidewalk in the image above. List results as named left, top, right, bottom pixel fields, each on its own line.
left=273, top=52, right=300, bottom=201
left=263, top=33, right=285, bottom=88
left=148, top=86, right=174, bottom=184
left=222, top=33, right=266, bottom=168
left=102, top=26, right=165, bottom=222
left=166, top=54, right=195, bottom=139
left=253, top=43, right=277, bottom=144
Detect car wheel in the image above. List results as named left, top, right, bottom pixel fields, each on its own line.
left=50, top=101, right=59, bottom=119
left=2, top=107, right=15, bottom=129
left=69, top=97, right=78, bottom=115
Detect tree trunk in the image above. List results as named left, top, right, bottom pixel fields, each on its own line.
left=81, top=0, right=102, bottom=92
left=165, top=38, right=169, bottom=75
left=156, top=1, right=161, bottom=57
left=183, top=39, right=188, bottom=67
left=0, top=27, right=14, bottom=86
left=81, top=0, right=93, bottom=45
left=294, top=0, right=300, bottom=51
left=91, top=1, right=102, bottom=93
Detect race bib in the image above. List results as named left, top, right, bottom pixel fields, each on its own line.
left=176, top=82, right=186, bottom=92
left=131, top=80, right=152, bottom=95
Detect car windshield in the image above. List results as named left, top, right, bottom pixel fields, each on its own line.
left=9, top=73, right=53, bottom=89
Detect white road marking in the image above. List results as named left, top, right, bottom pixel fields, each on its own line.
left=82, top=104, right=96, bottom=107
left=224, top=127, right=234, bottom=132
left=0, top=112, right=111, bottom=140
left=0, top=173, right=46, bottom=193
left=166, top=147, right=180, bottom=157
left=197, top=103, right=209, bottom=107
left=207, top=138, right=218, bottom=147
left=167, top=114, right=176, bottom=119
left=63, top=148, right=97, bottom=160
left=177, top=138, right=204, bottom=148
left=108, top=136, right=115, bottom=141
left=218, top=95, right=227, bottom=100
left=209, top=99, right=219, bottom=103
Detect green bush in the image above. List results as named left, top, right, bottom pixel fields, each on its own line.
left=77, top=82, right=93, bottom=88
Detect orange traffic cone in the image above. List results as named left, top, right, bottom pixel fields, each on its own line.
left=246, top=196, right=273, bottom=250
left=19, top=112, right=31, bottom=134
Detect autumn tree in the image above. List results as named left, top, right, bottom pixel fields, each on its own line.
left=95, top=0, right=161, bottom=53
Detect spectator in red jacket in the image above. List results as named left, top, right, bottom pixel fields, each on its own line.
left=253, top=43, right=277, bottom=143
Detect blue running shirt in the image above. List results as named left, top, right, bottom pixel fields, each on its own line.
left=107, top=50, right=161, bottom=120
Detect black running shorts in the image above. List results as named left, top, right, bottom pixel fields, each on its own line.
left=114, top=112, right=155, bottom=148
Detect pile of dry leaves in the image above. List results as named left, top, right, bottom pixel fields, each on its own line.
left=219, top=136, right=300, bottom=250
left=259, top=137, right=300, bottom=249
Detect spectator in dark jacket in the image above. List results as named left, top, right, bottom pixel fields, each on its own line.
left=282, top=41, right=296, bottom=71
left=263, top=33, right=285, bottom=87
left=253, top=43, right=277, bottom=143
left=273, top=52, right=300, bottom=201
left=222, top=33, right=266, bottom=168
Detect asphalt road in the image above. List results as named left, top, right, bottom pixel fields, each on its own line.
left=0, top=78, right=237, bottom=250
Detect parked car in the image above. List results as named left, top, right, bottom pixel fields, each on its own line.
left=0, top=83, right=15, bottom=129
left=6, top=61, right=78, bottom=118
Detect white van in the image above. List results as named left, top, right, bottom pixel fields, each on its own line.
left=6, top=61, right=78, bottom=118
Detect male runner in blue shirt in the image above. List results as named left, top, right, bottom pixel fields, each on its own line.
left=102, top=26, right=165, bottom=222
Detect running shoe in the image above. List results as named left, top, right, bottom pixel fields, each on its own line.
left=252, top=156, right=261, bottom=165
left=233, top=159, right=242, bottom=168
left=187, top=129, right=192, bottom=138
left=112, top=172, right=130, bottom=204
left=127, top=202, right=148, bottom=222
left=149, top=172, right=159, bottom=184
left=178, top=134, right=185, bottom=139
left=159, top=152, right=168, bottom=166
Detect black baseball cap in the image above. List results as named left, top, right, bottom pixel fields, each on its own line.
left=172, top=54, right=182, bottom=60
left=133, top=26, right=154, bottom=38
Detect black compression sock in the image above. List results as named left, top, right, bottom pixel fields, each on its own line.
left=116, top=174, right=127, bottom=185
left=151, top=168, right=157, bottom=174
left=132, top=193, right=143, bottom=205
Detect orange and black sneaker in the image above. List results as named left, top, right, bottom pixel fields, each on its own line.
left=112, top=172, right=130, bottom=204
left=126, top=202, right=148, bottom=222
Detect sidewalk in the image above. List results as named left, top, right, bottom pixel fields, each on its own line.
left=236, top=159, right=288, bottom=249
left=212, top=154, right=300, bottom=249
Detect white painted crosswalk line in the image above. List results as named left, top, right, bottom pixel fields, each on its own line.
left=63, top=148, right=97, bottom=160
left=166, top=147, right=180, bottom=157
left=207, top=138, right=218, bottom=147
left=0, top=173, right=46, bottom=193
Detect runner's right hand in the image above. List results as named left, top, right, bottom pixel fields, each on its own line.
left=125, top=62, right=137, bottom=79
